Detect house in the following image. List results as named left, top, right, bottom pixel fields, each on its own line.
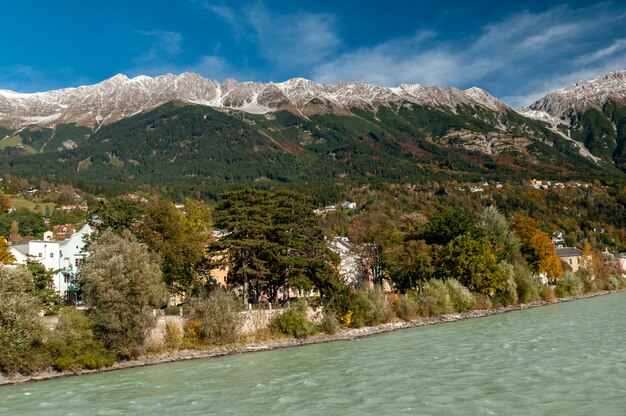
left=556, top=247, right=583, bottom=272
left=9, top=223, right=93, bottom=300
left=327, top=236, right=365, bottom=288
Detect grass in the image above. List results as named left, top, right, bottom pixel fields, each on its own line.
left=0, top=135, right=37, bottom=154
left=9, top=197, right=56, bottom=215
left=78, top=157, right=92, bottom=171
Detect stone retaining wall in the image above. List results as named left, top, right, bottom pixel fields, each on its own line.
left=146, top=307, right=322, bottom=346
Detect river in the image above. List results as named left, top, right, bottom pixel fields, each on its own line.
left=2, top=292, right=625, bottom=415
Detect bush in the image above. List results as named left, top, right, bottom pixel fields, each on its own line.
left=473, top=293, right=492, bottom=310
left=553, top=285, right=566, bottom=298
left=494, top=275, right=518, bottom=306
left=346, top=287, right=393, bottom=328
left=270, top=301, right=317, bottom=338
left=445, top=279, right=476, bottom=312
left=418, top=280, right=453, bottom=316
left=503, top=261, right=540, bottom=304
left=604, top=276, right=621, bottom=291
left=320, top=314, right=338, bottom=335
left=576, top=269, right=596, bottom=293
left=46, top=309, right=115, bottom=372
left=163, top=320, right=183, bottom=349
left=163, top=306, right=184, bottom=316
left=556, top=273, right=584, bottom=297
left=394, top=293, right=420, bottom=321
left=187, top=290, right=242, bottom=345
left=366, top=286, right=394, bottom=324
left=348, top=291, right=375, bottom=327
left=541, top=285, right=556, bottom=302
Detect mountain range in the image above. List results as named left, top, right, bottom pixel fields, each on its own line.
left=0, top=71, right=624, bottom=199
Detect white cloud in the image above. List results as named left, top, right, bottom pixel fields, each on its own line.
left=208, top=4, right=341, bottom=71
left=312, top=4, right=626, bottom=107
left=134, top=30, right=183, bottom=64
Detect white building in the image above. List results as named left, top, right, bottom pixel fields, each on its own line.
left=9, top=223, right=93, bottom=299
left=327, top=236, right=365, bottom=288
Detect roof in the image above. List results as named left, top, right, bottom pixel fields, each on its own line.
left=556, top=247, right=583, bottom=257
left=9, top=243, right=28, bottom=255
left=327, top=236, right=353, bottom=254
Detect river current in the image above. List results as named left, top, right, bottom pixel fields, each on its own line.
left=2, top=292, right=625, bottom=415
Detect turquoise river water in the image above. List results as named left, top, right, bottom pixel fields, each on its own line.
left=1, top=292, right=626, bottom=415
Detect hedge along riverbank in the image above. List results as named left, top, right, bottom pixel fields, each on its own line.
left=1, top=289, right=619, bottom=387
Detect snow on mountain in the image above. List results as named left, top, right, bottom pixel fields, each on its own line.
left=0, top=73, right=511, bottom=129
left=519, top=70, right=626, bottom=124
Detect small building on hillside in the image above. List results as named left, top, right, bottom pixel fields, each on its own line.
left=9, top=223, right=93, bottom=300
left=556, top=247, right=583, bottom=273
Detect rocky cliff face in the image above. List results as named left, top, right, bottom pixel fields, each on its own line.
left=0, top=73, right=509, bottom=129
left=519, top=70, right=626, bottom=167
left=519, top=70, right=626, bottom=125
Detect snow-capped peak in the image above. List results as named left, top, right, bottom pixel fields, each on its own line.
left=0, top=73, right=511, bottom=129
left=522, top=70, right=626, bottom=120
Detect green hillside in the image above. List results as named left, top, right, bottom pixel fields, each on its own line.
left=0, top=102, right=622, bottom=201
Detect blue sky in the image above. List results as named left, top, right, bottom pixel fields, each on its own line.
left=1, top=1, right=626, bottom=107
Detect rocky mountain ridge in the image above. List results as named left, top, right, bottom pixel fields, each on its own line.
left=519, top=70, right=626, bottom=125
left=0, top=73, right=509, bottom=129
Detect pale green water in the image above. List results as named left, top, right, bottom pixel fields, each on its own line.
left=2, top=292, right=626, bottom=415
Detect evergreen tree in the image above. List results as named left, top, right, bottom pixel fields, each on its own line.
left=212, top=188, right=338, bottom=304
left=421, top=207, right=476, bottom=246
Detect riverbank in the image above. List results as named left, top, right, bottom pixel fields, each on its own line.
left=0, top=289, right=618, bottom=386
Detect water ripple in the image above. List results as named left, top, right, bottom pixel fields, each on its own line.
left=2, top=292, right=626, bottom=415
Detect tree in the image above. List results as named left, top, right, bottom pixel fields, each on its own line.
left=0, top=194, right=11, bottom=213
left=91, top=198, right=144, bottom=234
left=0, top=208, right=45, bottom=239
left=0, top=266, right=46, bottom=374
left=436, top=234, right=508, bottom=295
left=9, top=220, right=19, bottom=243
left=399, top=212, right=428, bottom=237
left=0, top=236, right=15, bottom=264
left=513, top=214, right=563, bottom=280
left=81, top=230, right=166, bottom=358
left=348, top=210, right=401, bottom=286
left=421, top=207, right=476, bottom=246
left=383, top=239, right=433, bottom=293
left=138, top=198, right=210, bottom=294
left=25, top=259, right=60, bottom=311
left=212, top=188, right=338, bottom=305
left=478, top=206, right=520, bottom=263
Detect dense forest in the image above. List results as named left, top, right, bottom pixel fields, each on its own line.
left=1, top=102, right=623, bottom=203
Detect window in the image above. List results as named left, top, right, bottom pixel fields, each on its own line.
left=75, top=258, right=82, bottom=267
left=569, top=259, right=572, bottom=265
left=63, top=274, right=70, bottom=283
left=50, top=253, right=54, bottom=258
left=38, top=252, right=43, bottom=258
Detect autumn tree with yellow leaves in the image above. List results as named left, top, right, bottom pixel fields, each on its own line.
left=0, top=236, right=15, bottom=264
left=513, top=214, right=562, bottom=281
